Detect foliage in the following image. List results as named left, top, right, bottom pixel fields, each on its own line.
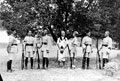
left=0, top=0, right=120, bottom=46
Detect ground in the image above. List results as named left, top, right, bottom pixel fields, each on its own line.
left=0, top=43, right=120, bottom=81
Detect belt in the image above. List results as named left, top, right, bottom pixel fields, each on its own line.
left=85, top=44, right=91, bottom=46
left=26, top=44, right=33, bottom=46
left=43, top=42, right=47, bottom=45
left=102, top=44, right=108, bottom=47
left=12, top=44, right=17, bottom=46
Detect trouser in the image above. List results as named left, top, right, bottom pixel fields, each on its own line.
left=102, top=58, right=109, bottom=68
left=25, top=57, right=33, bottom=69
left=42, top=57, right=49, bottom=69
left=82, top=57, right=90, bottom=69
left=7, top=60, right=12, bottom=71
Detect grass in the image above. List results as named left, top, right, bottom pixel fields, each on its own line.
left=0, top=43, right=7, bottom=49
left=28, top=57, right=97, bottom=70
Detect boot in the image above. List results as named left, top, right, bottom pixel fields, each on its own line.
left=30, top=58, right=33, bottom=69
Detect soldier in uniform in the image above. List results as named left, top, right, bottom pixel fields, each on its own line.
left=70, top=31, right=79, bottom=69
left=7, top=29, right=18, bottom=72
left=24, top=30, right=35, bottom=69
left=57, top=30, right=68, bottom=67
left=99, top=31, right=112, bottom=68
left=82, top=30, right=92, bottom=69
left=41, top=29, right=50, bottom=69
left=34, top=30, right=42, bottom=69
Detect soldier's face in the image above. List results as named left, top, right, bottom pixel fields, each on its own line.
left=61, top=31, right=65, bottom=37
left=44, top=30, right=47, bottom=35
left=87, top=32, right=91, bottom=36
left=13, top=30, right=16, bottom=35
left=28, top=31, right=32, bottom=36
left=105, top=31, right=109, bottom=37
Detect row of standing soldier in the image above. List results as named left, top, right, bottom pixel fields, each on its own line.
left=6, top=29, right=112, bottom=72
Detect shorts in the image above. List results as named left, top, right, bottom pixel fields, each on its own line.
left=25, top=46, right=34, bottom=57
left=41, top=45, right=49, bottom=58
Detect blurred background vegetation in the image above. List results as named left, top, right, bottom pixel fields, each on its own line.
left=0, top=0, right=120, bottom=48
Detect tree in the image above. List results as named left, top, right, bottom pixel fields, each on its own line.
left=0, top=0, right=120, bottom=45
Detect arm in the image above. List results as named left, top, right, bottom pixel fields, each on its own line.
left=108, top=38, right=112, bottom=50
left=82, top=37, right=86, bottom=49
left=56, top=38, right=60, bottom=49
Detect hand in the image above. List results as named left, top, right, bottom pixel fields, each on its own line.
left=46, top=50, right=49, bottom=53
left=33, top=51, right=35, bottom=54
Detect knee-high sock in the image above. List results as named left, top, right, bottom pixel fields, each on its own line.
left=42, top=57, right=45, bottom=68
left=25, top=57, right=28, bottom=68
left=38, top=57, right=40, bottom=69
left=70, top=57, right=73, bottom=68
left=102, top=58, right=109, bottom=68
left=58, top=61, right=60, bottom=66
left=87, top=58, right=90, bottom=69
left=30, top=58, right=33, bottom=69
left=63, top=61, right=65, bottom=66
left=46, top=58, right=49, bottom=68
left=82, top=57, right=86, bottom=69
left=7, top=60, right=10, bottom=70
left=9, top=60, right=12, bottom=70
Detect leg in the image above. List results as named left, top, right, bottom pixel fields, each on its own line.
left=106, top=58, right=109, bottom=63
left=25, top=57, right=28, bottom=69
left=70, top=57, right=73, bottom=69
left=7, top=60, right=10, bottom=71
left=63, top=61, right=65, bottom=67
left=82, top=56, right=86, bottom=69
left=58, top=61, right=60, bottom=67
left=37, top=52, right=40, bottom=69
left=42, top=57, right=45, bottom=69
left=46, top=58, right=49, bottom=68
left=37, top=49, right=40, bottom=69
left=73, top=53, right=75, bottom=65
left=87, top=57, right=90, bottom=69
left=9, top=60, right=12, bottom=72
left=30, top=57, right=33, bottom=69
left=38, top=58, right=40, bottom=69
left=102, top=58, right=105, bottom=68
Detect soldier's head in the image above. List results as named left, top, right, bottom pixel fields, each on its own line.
left=28, top=30, right=32, bottom=36
left=11, top=29, right=16, bottom=36
left=66, top=30, right=70, bottom=34
left=73, top=31, right=78, bottom=37
left=43, top=29, right=48, bottom=36
left=105, top=31, right=110, bottom=37
left=86, top=30, right=91, bottom=37
left=61, top=30, right=65, bottom=37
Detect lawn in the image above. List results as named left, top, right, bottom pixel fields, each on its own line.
left=0, top=43, right=120, bottom=81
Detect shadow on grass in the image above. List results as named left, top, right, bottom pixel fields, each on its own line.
left=32, top=57, right=97, bottom=69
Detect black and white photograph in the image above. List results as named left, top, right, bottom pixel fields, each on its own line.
left=0, top=0, right=120, bottom=81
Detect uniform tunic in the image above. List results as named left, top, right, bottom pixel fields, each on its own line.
left=100, top=36, right=112, bottom=58
left=8, top=35, right=18, bottom=60
left=34, top=35, right=42, bottom=58
left=82, top=36, right=92, bottom=57
left=24, top=36, right=35, bottom=57
left=41, top=35, right=50, bottom=58
left=57, top=37, right=68, bottom=61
